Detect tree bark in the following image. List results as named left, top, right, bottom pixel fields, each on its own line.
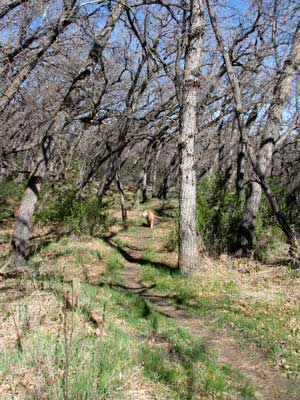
left=178, top=0, right=205, bottom=273
left=97, top=168, right=115, bottom=206
left=134, top=144, right=152, bottom=208
left=236, top=136, right=246, bottom=194
left=116, top=171, right=128, bottom=225
left=9, top=176, right=41, bottom=269
left=151, top=143, right=162, bottom=198
left=239, top=181, right=261, bottom=251
left=160, top=174, right=171, bottom=200
left=158, top=153, right=178, bottom=200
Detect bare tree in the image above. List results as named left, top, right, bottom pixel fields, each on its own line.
left=178, top=0, right=206, bottom=273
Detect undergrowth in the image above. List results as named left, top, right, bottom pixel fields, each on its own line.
left=141, top=252, right=300, bottom=379
left=0, top=233, right=256, bottom=400
left=35, top=187, right=115, bottom=235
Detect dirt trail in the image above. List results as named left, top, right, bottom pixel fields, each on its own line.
left=112, top=219, right=300, bottom=400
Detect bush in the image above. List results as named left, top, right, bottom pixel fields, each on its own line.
left=0, top=180, right=24, bottom=200
left=35, top=188, right=114, bottom=235
left=196, top=174, right=245, bottom=254
left=196, top=174, right=297, bottom=255
left=165, top=227, right=178, bottom=252
left=259, top=178, right=300, bottom=234
left=0, top=180, right=24, bottom=222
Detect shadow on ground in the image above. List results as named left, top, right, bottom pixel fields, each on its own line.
left=103, top=235, right=178, bottom=274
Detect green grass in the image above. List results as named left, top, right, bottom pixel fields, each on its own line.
left=142, top=247, right=158, bottom=261
left=138, top=323, right=256, bottom=399
left=105, top=254, right=123, bottom=274
left=140, top=343, right=179, bottom=385
left=0, top=232, right=10, bottom=242
left=0, top=274, right=255, bottom=400
left=140, top=258, right=300, bottom=378
left=1, top=321, right=136, bottom=399
left=99, top=253, right=123, bottom=286
left=103, top=287, right=256, bottom=399
left=58, top=217, right=300, bottom=383
left=1, top=198, right=298, bottom=399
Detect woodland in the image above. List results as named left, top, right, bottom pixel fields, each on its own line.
left=0, top=0, right=300, bottom=399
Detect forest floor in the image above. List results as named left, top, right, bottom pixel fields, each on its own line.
left=0, top=198, right=300, bottom=399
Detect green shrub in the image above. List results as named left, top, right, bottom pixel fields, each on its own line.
left=164, top=208, right=179, bottom=253
left=36, top=188, right=114, bottom=235
left=196, top=174, right=296, bottom=255
left=36, top=188, right=76, bottom=225
left=165, top=228, right=178, bottom=252
left=196, top=175, right=245, bottom=253
left=0, top=180, right=24, bottom=222
left=0, top=180, right=24, bottom=200
left=258, top=178, right=300, bottom=235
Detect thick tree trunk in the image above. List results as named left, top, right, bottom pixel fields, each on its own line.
left=4, top=123, right=62, bottom=273
left=222, top=131, right=235, bottom=187
left=116, top=172, right=127, bottom=225
left=134, top=169, right=148, bottom=207
left=133, top=186, right=142, bottom=208
left=142, top=167, right=148, bottom=203
left=239, top=181, right=261, bottom=252
left=151, top=144, right=162, bottom=198
left=159, top=174, right=171, bottom=200
left=236, top=138, right=246, bottom=194
left=158, top=153, right=178, bottom=200
left=8, top=176, right=41, bottom=270
left=178, top=0, right=205, bottom=274
left=97, top=168, right=116, bottom=207
left=134, top=144, right=152, bottom=208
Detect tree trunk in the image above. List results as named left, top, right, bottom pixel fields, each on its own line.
left=97, top=168, right=116, bottom=207
left=134, top=144, right=152, bottom=208
left=5, top=121, right=62, bottom=272
left=151, top=144, right=162, bottom=198
left=159, top=174, right=171, bottom=200
left=239, top=181, right=261, bottom=252
left=9, top=176, right=41, bottom=270
left=134, top=168, right=148, bottom=207
left=222, top=127, right=236, bottom=187
left=116, top=171, right=127, bottom=225
left=178, top=0, right=205, bottom=273
left=158, top=153, right=178, bottom=200
left=142, top=166, right=148, bottom=203
left=133, top=186, right=142, bottom=208
left=236, top=137, right=246, bottom=194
